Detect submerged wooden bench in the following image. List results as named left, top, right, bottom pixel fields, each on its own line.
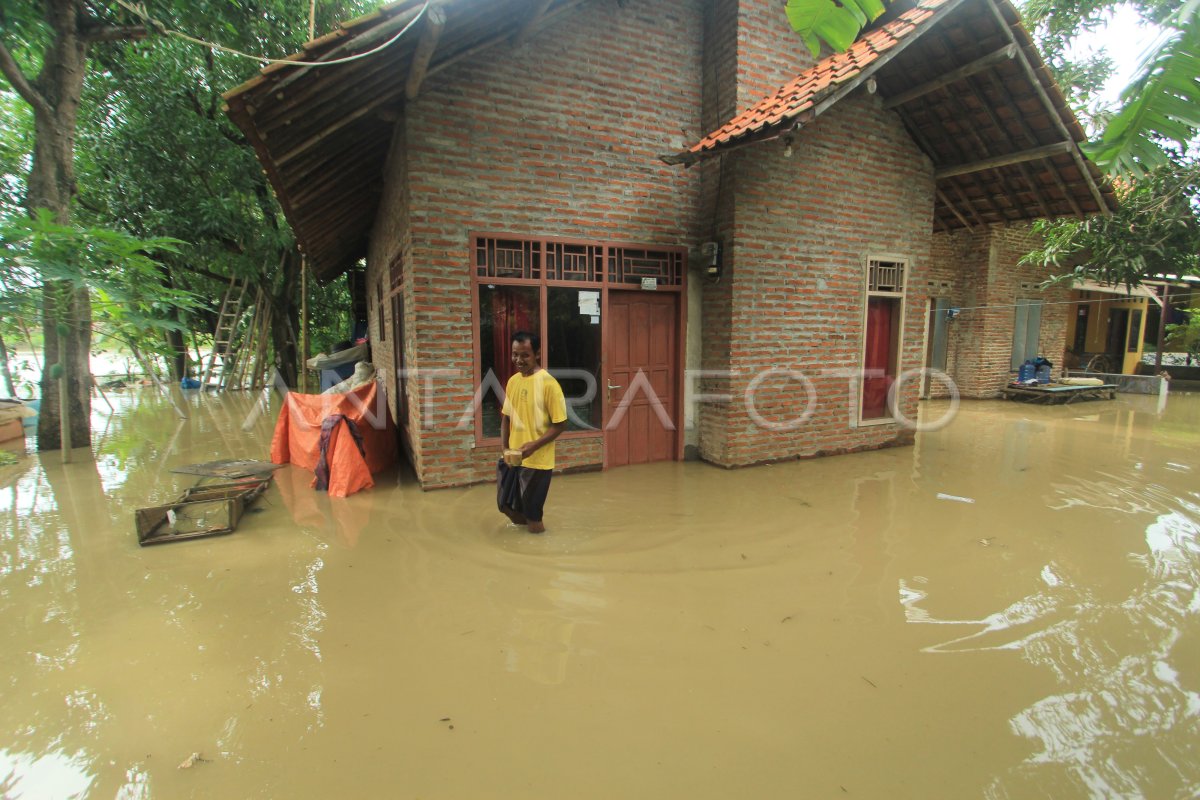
left=1002, top=382, right=1118, bottom=405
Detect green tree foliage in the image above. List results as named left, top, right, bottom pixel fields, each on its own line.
left=785, top=0, right=888, bottom=56
left=1022, top=162, right=1200, bottom=287
left=72, top=0, right=373, bottom=386
left=0, top=209, right=198, bottom=353
left=1018, top=0, right=1200, bottom=290
left=1084, top=0, right=1200, bottom=176
left=0, top=91, right=32, bottom=217
left=1, top=0, right=378, bottom=446
left=1164, top=307, right=1200, bottom=356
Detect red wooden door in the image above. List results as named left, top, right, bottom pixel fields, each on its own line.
left=605, top=291, right=677, bottom=467
left=862, top=297, right=895, bottom=419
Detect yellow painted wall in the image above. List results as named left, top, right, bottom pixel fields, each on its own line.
left=1066, top=291, right=1148, bottom=374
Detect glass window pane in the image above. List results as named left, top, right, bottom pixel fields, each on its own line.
left=479, top=285, right=540, bottom=438
left=547, top=288, right=601, bottom=431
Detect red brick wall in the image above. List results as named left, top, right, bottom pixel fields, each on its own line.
left=700, top=89, right=934, bottom=466
left=927, top=224, right=1069, bottom=398
left=367, top=116, right=419, bottom=469
left=734, top=0, right=818, bottom=110
left=369, top=0, right=705, bottom=488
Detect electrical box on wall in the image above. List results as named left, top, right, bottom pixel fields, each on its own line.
left=700, top=241, right=722, bottom=280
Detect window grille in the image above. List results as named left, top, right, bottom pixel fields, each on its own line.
left=608, top=247, right=683, bottom=286
left=546, top=242, right=601, bottom=282
left=868, top=258, right=905, bottom=293
left=476, top=237, right=540, bottom=280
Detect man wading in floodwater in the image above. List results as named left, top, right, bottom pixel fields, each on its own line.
left=497, top=331, right=567, bottom=534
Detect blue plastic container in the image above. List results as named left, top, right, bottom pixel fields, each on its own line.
left=1018, top=360, right=1037, bottom=382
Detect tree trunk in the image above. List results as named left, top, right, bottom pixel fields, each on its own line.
left=159, top=262, right=188, bottom=381
left=167, top=328, right=187, bottom=381
left=270, top=249, right=302, bottom=389
left=30, top=1, right=92, bottom=452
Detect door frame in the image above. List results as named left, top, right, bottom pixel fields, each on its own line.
left=602, top=286, right=686, bottom=469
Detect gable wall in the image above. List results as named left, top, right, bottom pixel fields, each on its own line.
left=369, top=0, right=706, bottom=488
left=703, top=89, right=935, bottom=465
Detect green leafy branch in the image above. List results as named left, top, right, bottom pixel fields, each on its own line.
left=785, top=0, right=888, bottom=57
left=0, top=208, right=200, bottom=358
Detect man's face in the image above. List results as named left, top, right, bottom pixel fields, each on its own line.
left=511, top=339, right=538, bottom=376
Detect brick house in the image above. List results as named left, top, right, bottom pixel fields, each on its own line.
left=224, top=0, right=1116, bottom=488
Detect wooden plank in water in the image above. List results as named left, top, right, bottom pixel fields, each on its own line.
left=1002, top=383, right=1117, bottom=404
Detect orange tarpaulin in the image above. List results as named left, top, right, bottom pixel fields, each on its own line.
left=270, top=381, right=397, bottom=498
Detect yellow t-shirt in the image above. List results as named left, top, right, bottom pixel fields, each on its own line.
left=502, top=370, right=568, bottom=470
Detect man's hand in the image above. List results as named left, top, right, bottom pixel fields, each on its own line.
left=519, top=421, right=566, bottom=459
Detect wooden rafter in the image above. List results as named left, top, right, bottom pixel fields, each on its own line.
left=982, top=70, right=1083, bottom=218
left=405, top=6, right=447, bottom=101
left=265, top=5, right=429, bottom=98
left=955, top=72, right=1054, bottom=219
left=275, top=94, right=396, bottom=166
left=981, top=0, right=1110, bottom=214
left=934, top=140, right=1075, bottom=179
left=917, top=89, right=1010, bottom=221
left=918, top=26, right=1033, bottom=219
left=936, top=188, right=975, bottom=230
left=881, top=44, right=1016, bottom=110
left=949, top=181, right=988, bottom=227
left=897, top=103, right=985, bottom=228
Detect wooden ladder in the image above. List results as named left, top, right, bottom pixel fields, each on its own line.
left=227, top=288, right=271, bottom=391
left=201, top=277, right=251, bottom=390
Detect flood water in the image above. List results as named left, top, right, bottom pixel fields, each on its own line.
left=2, top=388, right=1198, bottom=799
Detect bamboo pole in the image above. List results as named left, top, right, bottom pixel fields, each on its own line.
left=57, top=331, right=71, bottom=464
left=1155, top=283, right=1170, bottom=371
left=300, top=256, right=309, bottom=393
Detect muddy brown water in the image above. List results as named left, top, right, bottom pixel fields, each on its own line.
left=1, top=389, right=1198, bottom=798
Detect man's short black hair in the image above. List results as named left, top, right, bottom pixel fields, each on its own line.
left=512, top=330, right=540, bottom=352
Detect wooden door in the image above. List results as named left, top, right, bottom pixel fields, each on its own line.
left=923, top=297, right=949, bottom=397
left=605, top=292, right=678, bottom=467
left=863, top=297, right=896, bottom=419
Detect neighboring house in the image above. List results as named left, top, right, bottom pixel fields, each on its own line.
left=224, top=0, right=1117, bottom=489
left=1064, top=282, right=1154, bottom=374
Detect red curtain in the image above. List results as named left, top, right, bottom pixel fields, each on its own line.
left=491, top=288, right=534, bottom=388
left=862, top=297, right=895, bottom=419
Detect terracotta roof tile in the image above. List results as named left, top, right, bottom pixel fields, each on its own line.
left=687, top=0, right=956, bottom=157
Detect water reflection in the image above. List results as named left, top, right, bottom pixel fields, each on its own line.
left=0, top=749, right=95, bottom=799
left=901, top=398, right=1200, bottom=798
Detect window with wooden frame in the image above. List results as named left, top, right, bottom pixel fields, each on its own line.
left=376, top=277, right=386, bottom=343
left=860, top=256, right=908, bottom=423
left=472, top=233, right=683, bottom=441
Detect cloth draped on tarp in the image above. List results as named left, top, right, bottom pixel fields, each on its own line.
left=270, top=380, right=396, bottom=498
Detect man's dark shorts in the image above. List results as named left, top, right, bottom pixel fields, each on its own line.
left=497, top=460, right=553, bottom=523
